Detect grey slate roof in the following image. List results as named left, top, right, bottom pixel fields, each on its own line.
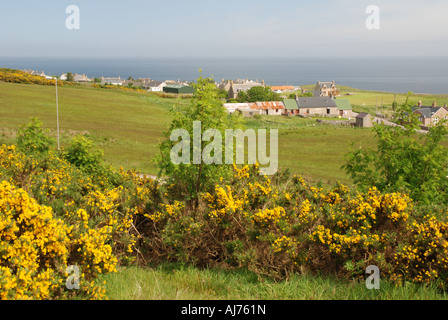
left=296, top=97, right=337, bottom=109
left=414, top=107, right=443, bottom=118
left=356, top=113, right=371, bottom=119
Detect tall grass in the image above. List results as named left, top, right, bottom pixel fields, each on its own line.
left=99, top=264, right=448, bottom=300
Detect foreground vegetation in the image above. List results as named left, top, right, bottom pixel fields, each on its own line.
left=2, top=116, right=448, bottom=299
left=2, top=71, right=448, bottom=300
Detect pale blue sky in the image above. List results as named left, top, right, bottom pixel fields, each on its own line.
left=1, top=0, right=447, bottom=58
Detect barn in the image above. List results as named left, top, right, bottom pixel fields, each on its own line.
left=163, top=84, right=196, bottom=94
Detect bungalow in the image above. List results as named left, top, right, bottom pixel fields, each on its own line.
left=296, top=97, right=339, bottom=116
left=313, top=81, right=340, bottom=98
left=334, top=99, right=354, bottom=118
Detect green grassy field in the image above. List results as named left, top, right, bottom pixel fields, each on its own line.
left=0, top=82, right=184, bottom=173
left=98, top=264, right=448, bottom=300
left=0, top=82, right=378, bottom=185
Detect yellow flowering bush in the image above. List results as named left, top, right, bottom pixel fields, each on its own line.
left=0, top=181, right=119, bottom=299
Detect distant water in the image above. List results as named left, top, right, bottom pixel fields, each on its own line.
left=1, top=56, right=448, bottom=94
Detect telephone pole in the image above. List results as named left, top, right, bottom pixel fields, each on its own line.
left=55, top=77, right=60, bottom=150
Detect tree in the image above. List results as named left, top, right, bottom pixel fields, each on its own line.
left=156, top=76, right=245, bottom=208
left=66, top=72, right=74, bottom=82
left=237, top=86, right=281, bottom=103
left=17, top=118, right=55, bottom=155
left=94, top=78, right=101, bottom=83
left=343, top=97, right=448, bottom=204
left=288, top=92, right=312, bottom=99
left=63, top=135, right=104, bottom=174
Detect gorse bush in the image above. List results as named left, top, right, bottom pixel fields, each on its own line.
left=0, top=142, right=157, bottom=299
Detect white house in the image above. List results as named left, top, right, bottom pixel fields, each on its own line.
left=100, top=76, right=122, bottom=86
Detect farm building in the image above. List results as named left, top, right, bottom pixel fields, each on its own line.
left=223, top=103, right=259, bottom=115
left=335, top=99, right=354, bottom=117
left=355, top=113, right=373, bottom=128
left=256, top=101, right=285, bottom=116
left=222, top=102, right=284, bottom=117
left=163, top=84, right=195, bottom=94
left=296, top=97, right=339, bottom=116
left=283, top=99, right=299, bottom=115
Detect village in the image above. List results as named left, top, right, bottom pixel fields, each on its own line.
left=22, top=69, right=448, bottom=129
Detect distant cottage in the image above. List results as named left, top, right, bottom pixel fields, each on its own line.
left=296, top=97, right=338, bottom=116
left=413, top=101, right=448, bottom=126
left=226, top=80, right=265, bottom=100
left=313, top=81, right=340, bottom=98
left=101, top=76, right=122, bottom=86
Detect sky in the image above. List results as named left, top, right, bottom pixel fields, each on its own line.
left=1, top=0, right=448, bottom=59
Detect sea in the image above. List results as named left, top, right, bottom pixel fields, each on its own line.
left=1, top=56, right=448, bottom=94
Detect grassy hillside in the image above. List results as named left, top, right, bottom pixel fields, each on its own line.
left=0, top=81, right=379, bottom=185
left=0, top=82, right=184, bottom=173
left=4, top=80, right=445, bottom=185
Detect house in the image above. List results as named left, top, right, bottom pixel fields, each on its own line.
left=283, top=99, right=299, bottom=115
left=163, top=84, right=195, bottom=94
left=334, top=99, right=354, bottom=118
left=255, top=101, right=285, bottom=116
left=413, top=101, right=448, bottom=126
left=142, top=80, right=167, bottom=92
left=73, top=73, right=92, bottom=83
left=60, top=74, right=67, bottom=81
left=100, top=76, right=122, bottom=86
left=227, top=80, right=265, bottom=100
left=313, top=81, right=340, bottom=98
left=296, top=97, right=339, bottom=116
left=355, top=113, right=373, bottom=128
